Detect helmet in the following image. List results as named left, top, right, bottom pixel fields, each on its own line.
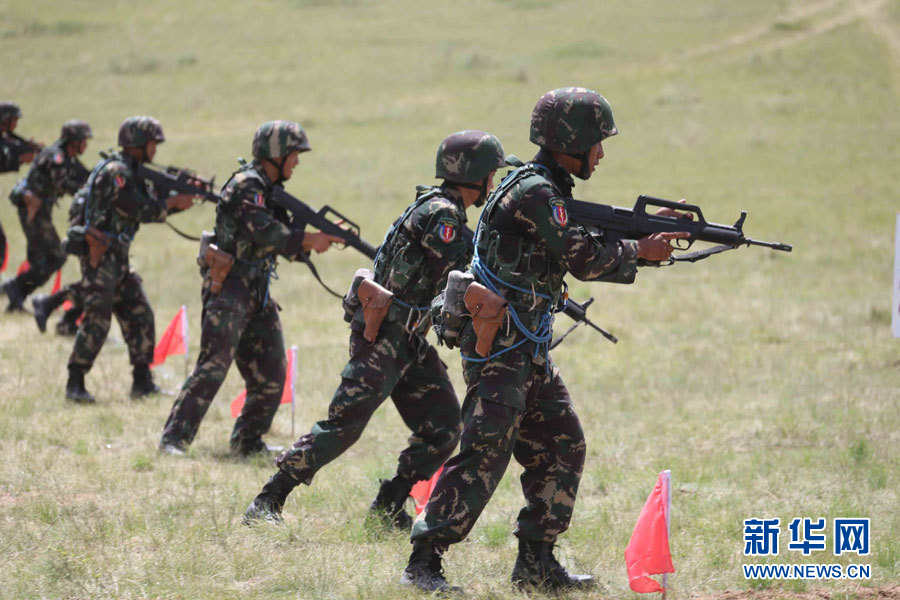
left=0, top=102, right=22, bottom=124
left=118, top=116, right=165, bottom=148
left=435, top=130, right=506, bottom=183
left=252, top=120, right=311, bottom=160
left=529, top=87, right=617, bottom=154
left=60, top=120, right=93, bottom=143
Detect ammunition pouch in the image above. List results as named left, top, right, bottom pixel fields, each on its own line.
left=204, top=244, right=235, bottom=295
left=24, top=192, right=42, bottom=224
left=197, top=231, right=215, bottom=268
left=464, top=282, right=508, bottom=357
left=343, top=268, right=373, bottom=323
left=63, top=225, right=88, bottom=257
left=357, top=278, right=393, bottom=343
left=434, top=270, right=474, bottom=349
left=85, top=226, right=112, bottom=268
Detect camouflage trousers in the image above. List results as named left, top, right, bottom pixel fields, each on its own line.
left=67, top=247, right=155, bottom=372
left=410, top=326, right=586, bottom=545
left=0, top=219, right=6, bottom=272
left=160, top=284, right=286, bottom=452
left=10, top=205, right=66, bottom=297
left=275, top=317, right=461, bottom=486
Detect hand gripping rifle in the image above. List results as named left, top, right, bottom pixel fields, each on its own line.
left=459, top=225, right=617, bottom=347
left=567, top=195, right=793, bottom=264
left=8, top=132, right=43, bottom=155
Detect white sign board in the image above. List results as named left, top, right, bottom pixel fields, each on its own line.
left=894, top=214, right=900, bottom=338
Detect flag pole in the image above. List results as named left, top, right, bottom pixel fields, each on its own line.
left=182, top=305, right=190, bottom=381
left=661, top=470, right=671, bottom=599
left=290, top=345, right=297, bottom=440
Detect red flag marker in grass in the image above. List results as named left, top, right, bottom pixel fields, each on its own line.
left=1, top=243, right=8, bottom=272
left=625, top=469, right=674, bottom=595
left=50, top=269, right=61, bottom=294
left=151, top=305, right=189, bottom=368
left=16, top=260, right=30, bottom=275
left=410, top=465, right=444, bottom=515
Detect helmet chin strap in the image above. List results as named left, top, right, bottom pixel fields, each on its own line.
left=443, top=178, right=489, bottom=207
left=564, top=151, right=592, bottom=180
left=264, top=157, right=287, bottom=185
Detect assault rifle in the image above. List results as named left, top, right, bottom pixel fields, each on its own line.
left=8, top=132, right=43, bottom=155
left=567, top=195, right=792, bottom=264
left=459, top=226, right=618, bottom=345
left=134, top=161, right=220, bottom=204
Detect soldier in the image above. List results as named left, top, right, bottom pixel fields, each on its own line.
left=0, top=102, right=40, bottom=284
left=3, top=120, right=92, bottom=312
left=242, top=131, right=506, bottom=528
left=159, top=121, right=343, bottom=457
left=64, top=116, right=198, bottom=404
left=401, top=88, right=689, bottom=593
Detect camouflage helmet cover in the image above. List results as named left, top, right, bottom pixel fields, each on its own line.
left=435, top=130, right=506, bottom=183
left=118, top=116, right=165, bottom=147
left=0, top=102, right=22, bottom=123
left=529, top=87, right=618, bottom=153
left=60, top=119, right=93, bottom=143
left=252, top=120, right=311, bottom=160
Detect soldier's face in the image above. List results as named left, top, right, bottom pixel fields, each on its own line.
left=5, top=117, right=18, bottom=133
left=75, top=139, right=88, bottom=155
left=282, top=150, right=300, bottom=181
left=584, top=140, right=604, bottom=178
left=144, top=140, right=157, bottom=162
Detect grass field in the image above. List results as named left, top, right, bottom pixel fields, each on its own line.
left=1, top=0, right=898, bottom=598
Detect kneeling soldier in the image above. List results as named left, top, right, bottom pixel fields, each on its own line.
left=243, top=131, right=506, bottom=528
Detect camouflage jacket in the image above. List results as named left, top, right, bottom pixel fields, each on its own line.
left=9, top=142, right=88, bottom=216
left=82, top=151, right=168, bottom=243
left=473, top=149, right=638, bottom=325
left=213, top=161, right=305, bottom=293
left=0, top=134, right=23, bottom=173
left=374, top=185, right=472, bottom=309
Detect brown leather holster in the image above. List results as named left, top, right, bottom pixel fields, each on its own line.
left=464, top=282, right=508, bottom=357
left=24, top=192, right=42, bottom=224
left=85, top=226, right=111, bottom=268
left=204, top=244, right=235, bottom=294
left=357, top=278, right=394, bottom=343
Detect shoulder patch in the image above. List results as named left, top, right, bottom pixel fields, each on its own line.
left=53, top=152, right=64, bottom=165
left=114, top=174, right=126, bottom=189
left=437, top=218, right=457, bottom=243
left=254, top=192, right=265, bottom=206
left=549, top=198, right=568, bottom=227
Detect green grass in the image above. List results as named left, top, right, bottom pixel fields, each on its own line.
left=1, top=0, right=898, bottom=598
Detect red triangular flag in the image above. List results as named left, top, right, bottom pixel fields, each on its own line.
left=16, top=260, right=30, bottom=275
left=625, top=470, right=675, bottom=594
left=230, top=389, right=247, bottom=418
left=150, top=305, right=188, bottom=367
left=232, top=347, right=296, bottom=418
left=51, top=270, right=62, bottom=294
left=1, top=243, right=8, bottom=272
left=281, top=346, right=296, bottom=405
left=62, top=299, right=74, bottom=312
left=410, top=465, right=444, bottom=515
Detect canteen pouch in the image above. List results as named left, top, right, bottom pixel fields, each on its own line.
left=464, top=282, right=508, bottom=357
left=204, top=243, right=235, bottom=294
left=197, top=231, right=216, bottom=268
left=85, top=226, right=111, bottom=268
left=63, top=225, right=88, bottom=256
left=437, top=270, right=474, bottom=348
left=357, top=277, right=393, bottom=343
left=343, top=267, right=373, bottom=323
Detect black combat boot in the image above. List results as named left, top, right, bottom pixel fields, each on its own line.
left=65, top=367, right=95, bottom=404
left=242, top=470, right=297, bottom=524
left=3, top=280, right=25, bottom=312
left=56, top=306, right=81, bottom=336
left=368, top=475, right=414, bottom=530
left=130, top=363, right=160, bottom=399
left=510, top=538, right=595, bottom=591
left=400, top=540, right=460, bottom=593
left=32, top=293, right=65, bottom=333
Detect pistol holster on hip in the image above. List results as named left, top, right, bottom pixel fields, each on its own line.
left=464, top=282, right=508, bottom=357
left=357, top=278, right=393, bottom=343
left=204, top=244, right=235, bottom=294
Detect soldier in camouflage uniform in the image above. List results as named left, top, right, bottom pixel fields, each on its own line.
left=159, top=121, right=343, bottom=456
left=0, top=103, right=39, bottom=283
left=2, top=120, right=92, bottom=312
left=402, top=88, right=689, bottom=593
left=65, top=116, right=198, bottom=404
left=243, top=131, right=506, bottom=528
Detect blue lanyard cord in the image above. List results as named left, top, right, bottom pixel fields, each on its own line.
left=392, top=296, right=430, bottom=312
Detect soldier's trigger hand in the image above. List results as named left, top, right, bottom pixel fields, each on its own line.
left=166, top=194, right=195, bottom=211
left=654, top=198, right=694, bottom=220
left=302, top=232, right=345, bottom=254
left=636, top=231, right=690, bottom=261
